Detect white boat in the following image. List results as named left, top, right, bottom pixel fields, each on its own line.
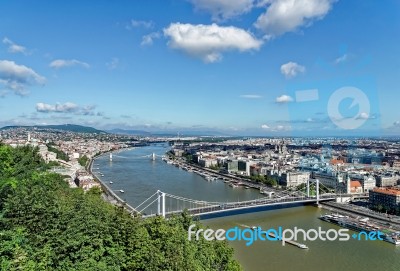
left=119, top=190, right=124, bottom=193
left=297, top=244, right=308, bottom=249
left=384, top=234, right=400, bottom=245
left=109, top=181, right=113, bottom=184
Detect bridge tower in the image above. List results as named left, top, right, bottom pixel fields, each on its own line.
left=152, top=152, right=156, bottom=161
left=157, top=190, right=166, bottom=218
left=109, top=153, right=113, bottom=161
left=307, top=179, right=310, bottom=197
left=316, top=178, right=320, bottom=205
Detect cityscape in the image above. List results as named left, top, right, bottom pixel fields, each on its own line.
left=1, top=0, right=400, bottom=271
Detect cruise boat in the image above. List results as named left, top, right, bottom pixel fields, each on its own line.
left=384, top=233, right=400, bottom=245
left=319, top=213, right=400, bottom=245
left=297, top=244, right=309, bottom=249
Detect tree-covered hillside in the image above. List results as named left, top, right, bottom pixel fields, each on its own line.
left=0, top=144, right=241, bottom=271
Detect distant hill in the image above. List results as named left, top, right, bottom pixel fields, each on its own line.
left=106, top=128, right=151, bottom=136
left=1, top=124, right=105, bottom=134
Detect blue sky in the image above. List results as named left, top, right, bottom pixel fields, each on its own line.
left=0, top=0, right=399, bottom=136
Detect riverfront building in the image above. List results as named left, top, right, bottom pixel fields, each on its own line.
left=280, top=171, right=310, bottom=187
left=369, top=187, right=400, bottom=212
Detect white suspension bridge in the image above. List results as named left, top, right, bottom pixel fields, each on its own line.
left=131, top=179, right=368, bottom=220
left=109, top=152, right=163, bottom=161
left=96, top=152, right=368, bottom=219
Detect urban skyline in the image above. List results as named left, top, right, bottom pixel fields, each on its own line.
left=0, top=0, right=399, bottom=136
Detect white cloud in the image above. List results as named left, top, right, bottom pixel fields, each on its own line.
left=36, top=102, right=78, bottom=113
left=189, top=0, right=254, bottom=20
left=2, top=37, right=27, bottom=54
left=163, top=23, right=262, bottom=63
left=49, top=59, right=90, bottom=69
left=261, top=124, right=270, bottom=129
left=0, top=60, right=45, bottom=96
left=255, top=0, right=335, bottom=37
left=129, top=20, right=154, bottom=29
left=280, top=61, right=305, bottom=78
left=240, top=94, right=262, bottom=99
left=36, top=102, right=99, bottom=115
left=141, top=32, right=161, bottom=46
left=306, top=118, right=313, bottom=122
left=335, top=54, right=348, bottom=64
left=275, top=94, right=293, bottom=103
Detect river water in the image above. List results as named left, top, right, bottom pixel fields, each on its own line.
left=94, top=144, right=400, bottom=271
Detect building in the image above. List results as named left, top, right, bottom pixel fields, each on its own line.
left=312, top=171, right=344, bottom=189
left=350, top=180, right=363, bottom=193
left=172, top=149, right=184, bottom=157
left=369, top=187, right=400, bottom=213
left=198, top=158, right=218, bottom=168
left=74, top=170, right=101, bottom=192
left=225, top=160, right=239, bottom=173
left=280, top=172, right=310, bottom=187
left=250, top=164, right=261, bottom=176
left=375, top=174, right=398, bottom=187
left=350, top=174, right=376, bottom=191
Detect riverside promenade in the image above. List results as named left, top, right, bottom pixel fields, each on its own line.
left=88, top=152, right=140, bottom=215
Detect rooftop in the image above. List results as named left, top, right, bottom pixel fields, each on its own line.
left=372, top=187, right=400, bottom=196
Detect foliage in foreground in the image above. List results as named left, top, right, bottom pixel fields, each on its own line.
left=0, top=144, right=241, bottom=271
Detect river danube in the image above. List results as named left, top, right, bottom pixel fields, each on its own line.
left=94, top=144, right=400, bottom=271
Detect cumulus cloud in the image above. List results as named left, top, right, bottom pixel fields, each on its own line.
left=280, top=61, right=305, bottom=78
left=255, top=0, right=335, bottom=37
left=141, top=32, right=161, bottom=46
left=49, top=59, right=90, bottom=69
left=189, top=0, right=255, bottom=20
left=240, top=94, right=262, bottom=99
left=0, top=60, right=45, bottom=96
left=275, top=94, right=293, bottom=103
left=163, top=23, right=262, bottom=63
left=36, top=102, right=97, bottom=115
left=2, top=37, right=27, bottom=54
left=36, top=102, right=79, bottom=113
left=261, top=124, right=270, bottom=129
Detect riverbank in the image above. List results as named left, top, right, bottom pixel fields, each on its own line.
left=88, top=147, right=140, bottom=215
left=320, top=202, right=400, bottom=231
left=166, top=157, right=278, bottom=195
